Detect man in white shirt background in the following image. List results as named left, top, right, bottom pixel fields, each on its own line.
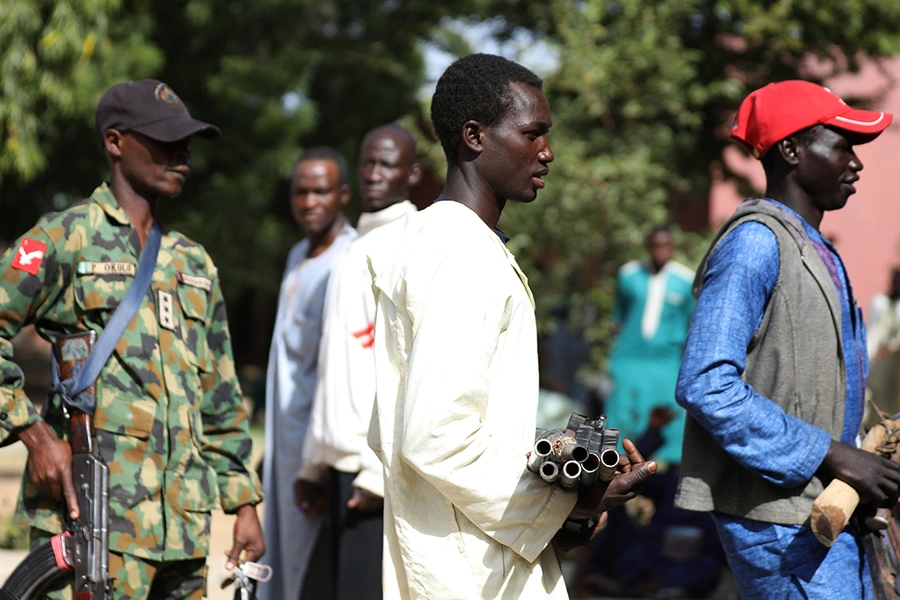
left=297, top=124, right=421, bottom=599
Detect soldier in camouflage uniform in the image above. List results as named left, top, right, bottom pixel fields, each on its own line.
left=0, top=79, right=264, bottom=599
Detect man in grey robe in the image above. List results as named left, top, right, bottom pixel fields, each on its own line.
left=260, top=147, right=355, bottom=600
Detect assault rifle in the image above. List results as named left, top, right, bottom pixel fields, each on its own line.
left=1, top=332, right=112, bottom=600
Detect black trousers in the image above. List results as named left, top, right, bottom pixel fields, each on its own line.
left=329, top=468, right=383, bottom=600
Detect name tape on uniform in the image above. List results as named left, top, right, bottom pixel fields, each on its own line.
left=177, top=272, right=212, bottom=291
left=76, top=261, right=136, bottom=276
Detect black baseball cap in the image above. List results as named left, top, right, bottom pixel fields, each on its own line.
left=95, top=79, right=220, bottom=144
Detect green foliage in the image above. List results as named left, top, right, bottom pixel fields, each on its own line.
left=4, top=0, right=900, bottom=373
left=485, top=0, right=900, bottom=368
left=0, top=514, right=29, bottom=550
left=0, top=0, right=483, bottom=366
left=499, top=0, right=724, bottom=362
left=0, top=0, right=161, bottom=181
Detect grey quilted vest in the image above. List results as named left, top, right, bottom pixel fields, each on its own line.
left=675, top=199, right=846, bottom=525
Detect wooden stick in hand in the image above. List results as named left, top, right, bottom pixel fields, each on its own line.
left=811, top=424, right=888, bottom=547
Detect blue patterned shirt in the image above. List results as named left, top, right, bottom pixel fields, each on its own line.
left=676, top=199, right=867, bottom=489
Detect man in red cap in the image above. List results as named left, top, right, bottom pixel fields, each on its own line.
left=674, top=80, right=900, bottom=598
left=0, top=80, right=264, bottom=599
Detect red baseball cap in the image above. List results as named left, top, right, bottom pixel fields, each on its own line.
left=731, top=80, right=892, bottom=159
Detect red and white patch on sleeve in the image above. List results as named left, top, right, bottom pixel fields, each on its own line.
left=352, top=323, right=375, bottom=349
left=11, top=238, right=47, bottom=276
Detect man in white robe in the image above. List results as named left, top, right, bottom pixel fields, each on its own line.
left=366, top=54, right=657, bottom=600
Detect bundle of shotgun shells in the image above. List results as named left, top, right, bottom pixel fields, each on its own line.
left=527, top=413, right=620, bottom=490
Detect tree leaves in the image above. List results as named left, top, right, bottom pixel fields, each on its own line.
left=4, top=0, right=900, bottom=371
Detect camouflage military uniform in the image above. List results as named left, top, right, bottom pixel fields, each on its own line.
left=0, top=184, right=262, bottom=567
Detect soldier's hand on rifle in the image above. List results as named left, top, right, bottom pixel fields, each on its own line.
left=18, top=420, right=80, bottom=520
left=821, top=439, right=900, bottom=506
left=295, top=478, right=329, bottom=517
left=225, top=504, right=265, bottom=570
left=347, top=486, right=383, bottom=513
left=569, top=438, right=657, bottom=520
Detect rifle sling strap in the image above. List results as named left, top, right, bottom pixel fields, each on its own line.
left=52, top=223, right=162, bottom=416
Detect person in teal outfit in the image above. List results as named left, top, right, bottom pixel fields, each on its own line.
left=605, top=226, right=695, bottom=465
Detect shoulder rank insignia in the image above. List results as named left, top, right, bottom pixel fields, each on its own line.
left=158, top=290, right=175, bottom=330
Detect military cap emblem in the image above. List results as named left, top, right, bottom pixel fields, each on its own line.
left=154, top=83, right=180, bottom=105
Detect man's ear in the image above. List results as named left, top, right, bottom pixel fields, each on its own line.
left=104, top=129, right=125, bottom=159
left=778, top=137, right=800, bottom=166
left=407, top=162, right=423, bottom=188
left=339, top=183, right=351, bottom=207
left=461, top=120, right=485, bottom=155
